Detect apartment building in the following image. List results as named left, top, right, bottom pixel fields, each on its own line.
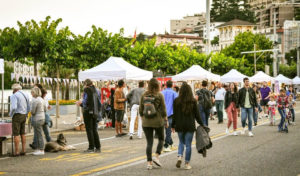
left=155, top=34, right=203, bottom=48
left=284, top=20, right=300, bottom=54
left=194, top=22, right=225, bottom=41
left=6, top=61, right=41, bottom=77
left=216, top=19, right=257, bottom=50
left=170, top=13, right=206, bottom=34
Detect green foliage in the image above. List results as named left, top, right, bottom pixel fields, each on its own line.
left=279, top=62, right=296, bottom=79
left=211, top=36, right=219, bottom=45
left=285, top=49, right=297, bottom=65
left=211, top=0, right=255, bottom=22
left=0, top=63, right=15, bottom=89
left=295, top=7, right=300, bottom=20
left=221, top=32, right=273, bottom=76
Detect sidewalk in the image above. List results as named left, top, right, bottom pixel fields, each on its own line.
left=23, top=113, right=78, bottom=137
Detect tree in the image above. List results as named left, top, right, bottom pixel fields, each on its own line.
left=211, top=36, right=219, bottom=45
left=210, top=0, right=255, bottom=22
left=295, top=7, right=300, bottom=20
left=0, top=63, right=15, bottom=89
left=279, top=63, right=296, bottom=79
left=285, top=48, right=297, bottom=64
left=221, top=32, right=273, bottom=75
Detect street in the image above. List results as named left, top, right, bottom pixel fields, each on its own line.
left=1, top=109, right=300, bottom=176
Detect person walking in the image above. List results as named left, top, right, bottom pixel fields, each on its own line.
left=30, top=85, right=52, bottom=150
left=9, top=84, right=30, bottom=156
left=127, top=81, right=145, bottom=139
left=196, top=80, right=214, bottom=126
left=215, top=83, right=226, bottom=124
left=82, top=79, right=102, bottom=153
left=253, top=84, right=262, bottom=126
left=225, top=83, right=239, bottom=136
left=114, top=80, right=127, bottom=137
left=162, top=80, right=178, bottom=152
left=139, top=78, right=168, bottom=170
left=172, top=82, right=203, bottom=170
left=238, top=78, right=258, bottom=137
left=30, top=87, right=46, bottom=155
left=260, top=81, right=272, bottom=117
left=277, top=89, right=289, bottom=132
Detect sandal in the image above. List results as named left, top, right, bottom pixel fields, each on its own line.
left=20, top=152, right=26, bottom=156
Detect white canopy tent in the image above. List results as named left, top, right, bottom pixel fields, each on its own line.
left=172, top=65, right=220, bottom=82
left=250, top=71, right=274, bottom=83
left=78, top=56, right=153, bottom=81
left=220, top=69, right=248, bottom=83
left=275, top=74, right=292, bottom=85
left=292, top=76, right=300, bottom=85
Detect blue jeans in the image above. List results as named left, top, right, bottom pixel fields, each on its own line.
left=278, top=108, right=287, bottom=131
left=33, top=121, right=52, bottom=147
left=253, top=108, right=258, bottom=124
left=177, top=132, right=194, bottom=163
left=32, top=119, right=45, bottom=150
left=215, top=100, right=224, bottom=123
left=164, top=116, right=173, bottom=148
left=290, top=108, right=295, bottom=122
left=241, top=107, right=253, bottom=131
left=199, top=104, right=210, bottom=126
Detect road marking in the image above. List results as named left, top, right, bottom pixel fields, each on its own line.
left=0, top=172, right=6, bottom=175
left=72, top=119, right=272, bottom=176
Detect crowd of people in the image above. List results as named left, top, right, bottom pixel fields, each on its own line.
left=9, top=77, right=297, bottom=170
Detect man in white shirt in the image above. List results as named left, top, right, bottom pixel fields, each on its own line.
left=10, top=84, right=30, bottom=156
left=215, top=83, right=226, bottom=124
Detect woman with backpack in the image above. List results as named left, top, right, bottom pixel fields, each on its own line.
left=139, top=78, right=168, bottom=170
left=171, top=82, right=203, bottom=170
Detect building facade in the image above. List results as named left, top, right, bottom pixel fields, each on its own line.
left=194, top=22, right=225, bottom=41
left=170, top=13, right=206, bottom=34
left=6, top=61, right=41, bottom=77
left=216, top=19, right=256, bottom=50
left=284, top=20, right=300, bottom=54
left=256, top=3, right=300, bottom=34
left=155, top=34, right=203, bottom=49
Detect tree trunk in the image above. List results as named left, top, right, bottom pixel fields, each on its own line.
left=65, top=82, right=70, bottom=100
left=61, top=84, right=65, bottom=100
left=55, top=64, right=60, bottom=129
left=34, top=61, right=38, bottom=77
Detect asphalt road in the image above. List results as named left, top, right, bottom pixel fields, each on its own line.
left=1, top=109, right=300, bottom=176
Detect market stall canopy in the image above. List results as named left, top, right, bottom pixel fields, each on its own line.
left=275, top=74, right=292, bottom=85
left=220, top=69, right=248, bottom=83
left=292, top=76, right=300, bottom=85
left=249, top=71, right=274, bottom=83
left=78, top=56, right=153, bottom=81
left=172, top=65, right=220, bottom=81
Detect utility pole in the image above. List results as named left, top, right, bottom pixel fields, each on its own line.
left=298, top=24, right=300, bottom=77
left=273, top=9, right=278, bottom=77
left=206, top=0, right=211, bottom=71
left=254, top=44, right=257, bottom=74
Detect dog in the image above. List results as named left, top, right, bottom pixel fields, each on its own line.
left=44, top=133, right=76, bottom=152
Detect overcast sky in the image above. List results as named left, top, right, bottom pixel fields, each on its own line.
left=0, top=0, right=206, bottom=36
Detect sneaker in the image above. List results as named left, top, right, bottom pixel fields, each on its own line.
left=33, top=150, right=44, bottom=156
left=137, top=136, right=142, bottom=139
left=225, top=128, right=229, bottom=134
left=129, top=136, right=133, bottom=140
left=163, top=147, right=172, bottom=152
left=95, top=148, right=101, bottom=153
left=248, top=131, right=254, bottom=137
left=233, top=131, right=238, bottom=136
left=176, top=157, right=182, bottom=168
left=241, top=128, right=246, bottom=135
left=153, top=157, right=162, bottom=167
left=254, top=122, right=257, bottom=126
left=147, top=164, right=153, bottom=170
left=84, top=149, right=95, bottom=153
left=184, top=164, right=192, bottom=170
left=29, top=143, right=36, bottom=150
left=115, top=134, right=122, bottom=137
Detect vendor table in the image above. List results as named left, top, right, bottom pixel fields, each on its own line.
left=0, top=123, right=12, bottom=155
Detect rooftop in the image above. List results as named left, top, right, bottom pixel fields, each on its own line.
left=216, top=19, right=256, bottom=28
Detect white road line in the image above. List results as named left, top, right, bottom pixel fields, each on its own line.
left=72, top=136, right=116, bottom=146
left=89, top=120, right=275, bottom=176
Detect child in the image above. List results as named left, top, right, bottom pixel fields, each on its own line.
left=267, top=96, right=277, bottom=126
left=277, top=89, right=289, bottom=132
left=288, top=94, right=296, bottom=125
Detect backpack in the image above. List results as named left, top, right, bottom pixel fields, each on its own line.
left=143, top=95, right=157, bottom=118
left=197, top=89, right=213, bottom=110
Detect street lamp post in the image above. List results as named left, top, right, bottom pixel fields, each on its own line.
left=206, top=0, right=211, bottom=71
left=273, top=10, right=278, bottom=77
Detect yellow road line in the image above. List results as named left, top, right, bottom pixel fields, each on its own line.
left=0, top=172, right=6, bottom=175
left=71, top=156, right=146, bottom=176
left=71, top=119, right=271, bottom=176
